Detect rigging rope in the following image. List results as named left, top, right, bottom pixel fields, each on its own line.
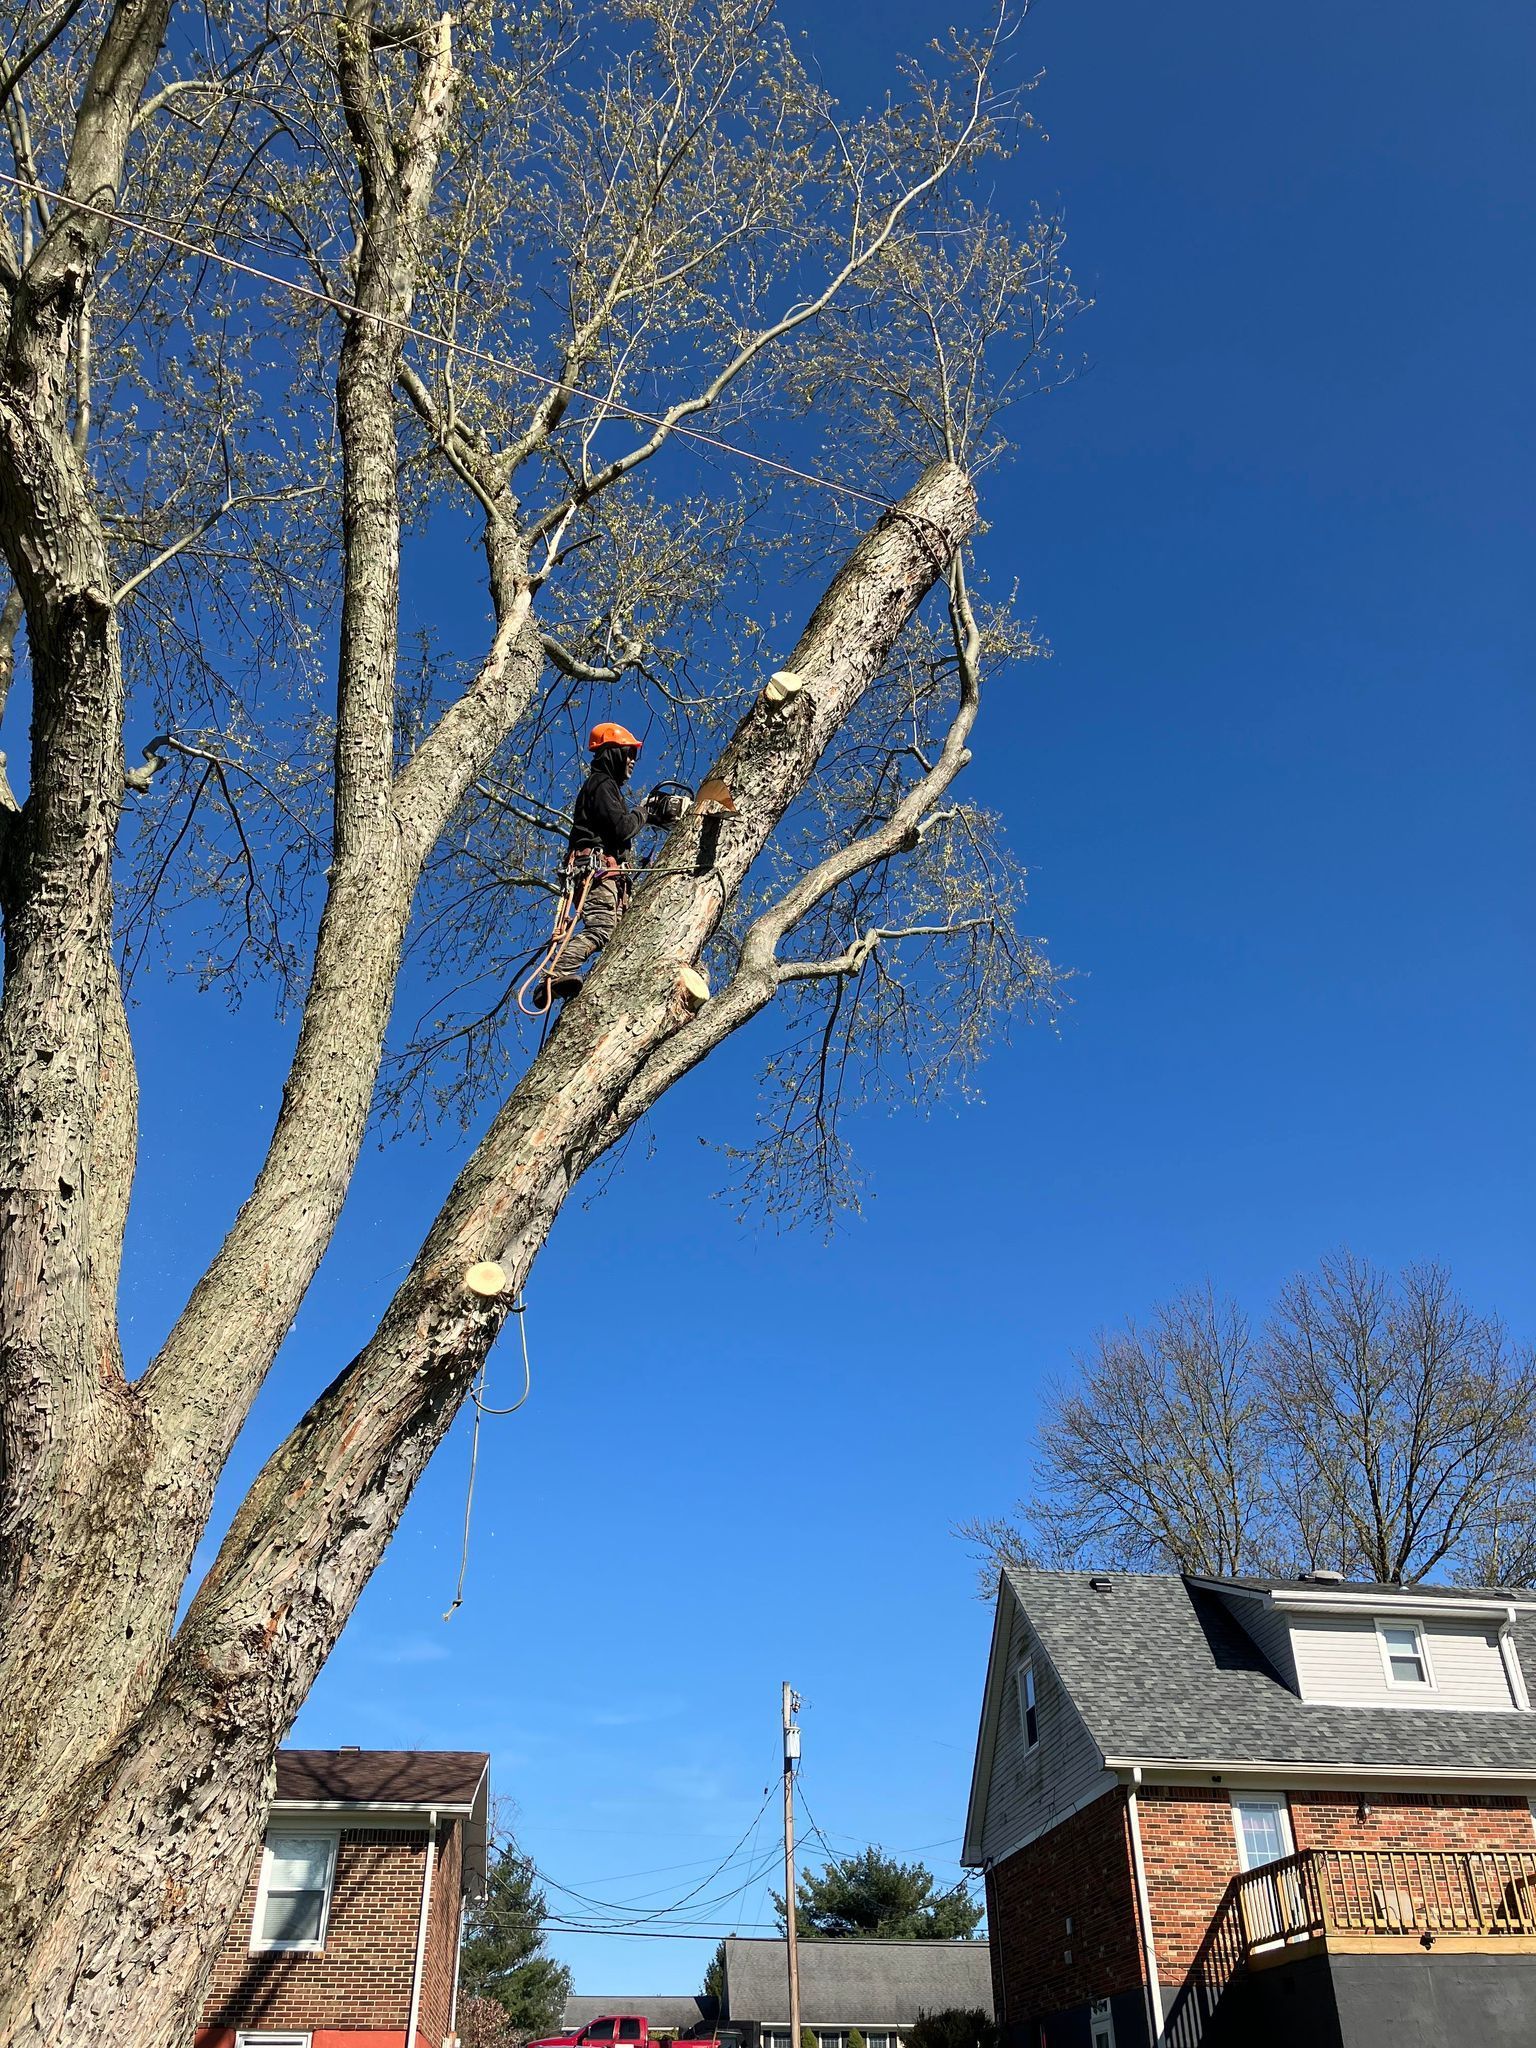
left=0, top=169, right=897, bottom=516
left=442, top=1292, right=532, bottom=1619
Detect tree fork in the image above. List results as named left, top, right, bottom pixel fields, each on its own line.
left=0, top=460, right=974, bottom=2048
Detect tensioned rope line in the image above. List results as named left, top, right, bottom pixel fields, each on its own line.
left=0, top=168, right=897, bottom=516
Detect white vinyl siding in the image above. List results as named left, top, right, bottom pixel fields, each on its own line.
left=977, top=1596, right=1115, bottom=1863
left=1225, top=1596, right=1300, bottom=1691
left=1289, top=1613, right=1518, bottom=1709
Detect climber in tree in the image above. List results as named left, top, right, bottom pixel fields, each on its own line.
left=539, top=723, right=688, bottom=1004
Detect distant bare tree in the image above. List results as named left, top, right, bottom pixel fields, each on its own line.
left=960, top=1287, right=1276, bottom=1581
left=1265, top=1252, right=1536, bottom=1586
left=963, top=1254, right=1536, bottom=1591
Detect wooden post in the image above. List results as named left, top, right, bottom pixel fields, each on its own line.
left=783, top=1682, right=802, bottom=2048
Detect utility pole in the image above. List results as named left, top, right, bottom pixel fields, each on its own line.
left=782, top=1682, right=802, bottom=2048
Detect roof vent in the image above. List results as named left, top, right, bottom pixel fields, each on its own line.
left=1300, top=1569, right=1345, bottom=1584
left=1088, top=1576, right=1113, bottom=1593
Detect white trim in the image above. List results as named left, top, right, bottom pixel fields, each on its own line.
left=967, top=1775, right=1119, bottom=1867
left=236, top=2034, right=313, bottom=2048
left=268, top=1798, right=472, bottom=1818
left=1017, top=1662, right=1039, bottom=1752
left=1228, top=1790, right=1295, bottom=1872
left=1186, top=1577, right=1536, bottom=1620
left=1103, top=1756, right=1536, bottom=1788
left=1501, top=1609, right=1531, bottom=1710
left=1296, top=1693, right=1506, bottom=1714
left=1376, top=1615, right=1435, bottom=1692
left=960, top=1585, right=1018, bottom=1865
left=1126, top=1770, right=1164, bottom=2048
left=405, top=1808, right=439, bottom=2048
left=249, top=1829, right=339, bottom=1954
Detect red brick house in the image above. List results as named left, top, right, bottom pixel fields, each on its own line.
left=962, top=1570, right=1536, bottom=2048
left=197, top=1747, right=489, bottom=2048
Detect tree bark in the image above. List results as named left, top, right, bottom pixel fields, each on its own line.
left=0, top=460, right=974, bottom=2048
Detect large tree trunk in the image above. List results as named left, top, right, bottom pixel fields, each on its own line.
left=0, top=0, right=174, bottom=1927
left=0, top=459, right=975, bottom=2048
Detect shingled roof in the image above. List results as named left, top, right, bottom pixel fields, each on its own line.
left=722, top=1937, right=992, bottom=2026
left=272, top=1747, right=491, bottom=1891
left=1003, top=1569, right=1536, bottom=1778
left=275, top=1748, right=488, bottom=1808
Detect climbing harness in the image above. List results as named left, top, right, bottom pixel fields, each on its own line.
left=513, top=851, right=626, bottom=1017
left=443, top=1292, right=533, bottom=1620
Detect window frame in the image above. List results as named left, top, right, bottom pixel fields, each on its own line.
left=1017, top=1662, right=1039, bottom=1751
left=248, top=1828, right=340, bottom=1954
left=236, top=2035, right=314, bottom=2048
left=1228, top=1791, right=1296, bottom=1873
left=1375, top=1616, right=1436, bottom=1693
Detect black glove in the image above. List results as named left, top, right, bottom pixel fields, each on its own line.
left=643, top=787, right=691, bottom=827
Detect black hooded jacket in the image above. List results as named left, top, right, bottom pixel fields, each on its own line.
left=569, top=744, right=646, bottom=859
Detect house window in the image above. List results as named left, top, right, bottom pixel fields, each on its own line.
left=816, top=2033, right=847, bottom=2048
left=1089, top=2001, right=1116, bottom=2048
left=1231, top=1795, right=1293, bottom=1872
left=1377, top=1619, right=1433, bottom=1689
left=237, top=2036, right=313, bottom=2048
left=250, top=1831, right=338, bottom=1951
left=866, top=2033, right=899, bottom=2048
left=760, top=2031, right=791, bottom=2048
left=1017, top=1664, right=1038, bottom=1750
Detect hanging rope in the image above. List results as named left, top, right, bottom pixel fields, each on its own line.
left=515, top=861, right=598, bottom=1017
left=443, top=1293, right=533, bottom=1620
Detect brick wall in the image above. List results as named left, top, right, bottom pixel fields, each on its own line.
left=985, top=1787, right=1145, bottom=2034
left=420, top=1818, right=464, bottom=2044
left=1136, top=1785, right=1536, bottom=1996
left=199, top=1820, right=462, bottom=2043
left=1134, top=1786, right=1240, bottom=1985
left=1290, top=1789, right=1536, bottom=1854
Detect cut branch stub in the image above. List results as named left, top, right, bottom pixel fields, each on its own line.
left=463, top=1261, right=507, bottom=1298
left=764, top=668, right=809, bottom=710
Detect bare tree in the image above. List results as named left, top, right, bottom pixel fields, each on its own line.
left=960, top=1287, right=1277, bottom=1582
left=1265, top=1251, right=1536, bottom=1586
left=963, top=1255, right=1536, bottom=1592
left=0, top=0, right=1078, bottom=2035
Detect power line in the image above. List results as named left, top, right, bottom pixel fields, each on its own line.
left=543, top=1923, right=781, bottom=1942
left=530, top=1784, right=778, bottom=1923
left=0, top=169, right=898, bottom=517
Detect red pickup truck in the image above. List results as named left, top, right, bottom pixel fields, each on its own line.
left=529, top=2019, right=718, bottom=2048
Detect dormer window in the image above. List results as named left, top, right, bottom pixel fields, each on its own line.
left=1377, top=1619, right=1433, bottom=1689
left=1018, top=1663, right=1039, bottom=1749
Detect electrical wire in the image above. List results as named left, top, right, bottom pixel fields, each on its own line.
left=534, top=1790, right=780, bottom=1923
left=793, top=1780, right=984, bottom=1922
left=0, top=168, right=898, bottom=517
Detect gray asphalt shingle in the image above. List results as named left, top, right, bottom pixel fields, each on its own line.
left=723, top=1937, right=993, bottom=2025
left=1007, top=1569, right=1536, bottom=1776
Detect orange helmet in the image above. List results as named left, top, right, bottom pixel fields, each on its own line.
left=589, top=721, right=641, bottom=754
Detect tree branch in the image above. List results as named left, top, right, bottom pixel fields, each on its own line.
left=159, top=462, right=975, bottom=1751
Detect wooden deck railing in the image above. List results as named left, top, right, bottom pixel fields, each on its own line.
left=1162, top=1847, right=1536, bottom=2047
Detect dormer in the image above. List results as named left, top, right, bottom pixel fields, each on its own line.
left=1194, top=1575, right=1535, bottom=1713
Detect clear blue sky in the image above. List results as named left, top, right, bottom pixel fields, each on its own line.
left=120, top=0, right=1533, bottom=1997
